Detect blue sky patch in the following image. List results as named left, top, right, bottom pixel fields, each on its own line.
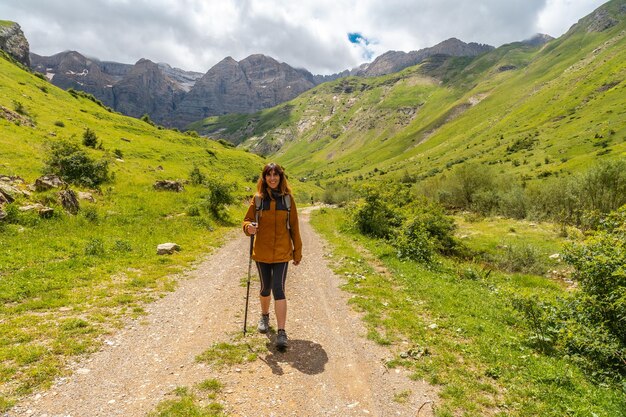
left=348, top=32, right=374, bottom=60
left=348, top=32, right=370, bottom=45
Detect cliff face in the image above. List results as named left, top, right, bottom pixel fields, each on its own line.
left=0, top=21, right=30, bottom=67
left=112, top=58, right=186, bottom=122
left=30, top=51, right=121, bottom=108
left=172, top=54, right=316, bottom=128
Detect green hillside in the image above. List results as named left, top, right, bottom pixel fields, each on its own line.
left=0, top=51, right=284, bottom=407
left=191, top=0, right=625, bottom=187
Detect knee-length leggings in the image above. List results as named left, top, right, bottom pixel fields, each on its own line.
left=256, top=261, right=288, bottom=300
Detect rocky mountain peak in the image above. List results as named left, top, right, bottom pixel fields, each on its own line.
left=172, top=54, right=316, bottom=128
left=522, top=33, right=554, bottom=47
left=112, top=57, right=186, bottom=122
left=569, top=0, right=626, bottom=34
left=361, top=38, right=494, bottom=77
left=0, top=21, right=30, bottom=67
left=135, top=57, right=156, bottom=67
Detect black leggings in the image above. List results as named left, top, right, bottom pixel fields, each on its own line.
left=256, top=261, right=288, bottom=300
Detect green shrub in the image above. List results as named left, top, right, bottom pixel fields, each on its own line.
left=352, top=189, right=402, bottom=238
left=2, top=203, right=20, bottom=224
left=205, top=180, right=235, bottom=219
left=490, top=242, right=547, bottom=275
left=471, top=189, right=500, bottom=216
left=187, top=205, right=201, bottom=217
left=528, top=159, right=626, bottom=227
left=140, top=113, right=155, bottom=126
left=189, top=166, right=206, bottom=186
left=54, top=120, right=65, bottom=127
left=564, top=206, right=626, bottom=345
left=439, top=163, right=494, bottom=210
left=44, top=140, right=110, bottom=187
left=577, top=159, right=626, bottom=215
left=216, top=139, right=234, bottom=148
left=514, top=206, right=626, bottom=383
left=112, top=239, right=132, bottom=252
left=84, top=238, right=105, bottom=256
left=82, top=128, right=98, bottom=148
left=395, top=223, right=435, bottom=263
left=82, top=206, right=99, bottom=223
left=511, top=295, right=559, bottom=353
left=499, top=186, right=528, bottom=219
left=113, top=149, right=124, bottom=159
left=12, top=100, right=27, bottom=116
left=322, top=183, right=354, bottom=206
left=394, top=201, right=458, bottom=263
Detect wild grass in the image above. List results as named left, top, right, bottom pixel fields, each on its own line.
left=148, top=381, right=226, bottom=417
left=310, top=207, right=626, bottom=416
left=195, top=334, right=267, bottom=368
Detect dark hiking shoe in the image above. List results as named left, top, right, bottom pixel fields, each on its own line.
left=276, top=329, right=288, bottom=350
left=257, top=314, right=270, bottom=334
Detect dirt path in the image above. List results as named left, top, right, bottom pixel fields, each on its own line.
left=11, top=209, right=436, bottom=417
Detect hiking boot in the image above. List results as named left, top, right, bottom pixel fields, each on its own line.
left=257, top=314, right=270, bottom=334
left=276, top=329, right=288, bottom=350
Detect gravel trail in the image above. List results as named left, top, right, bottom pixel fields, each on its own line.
left=11, top=209, right=436, bottom=417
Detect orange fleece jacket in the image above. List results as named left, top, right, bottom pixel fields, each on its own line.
left=242, top=194, right=302, bottom=263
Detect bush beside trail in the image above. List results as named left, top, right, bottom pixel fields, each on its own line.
left=513, top=205, right=626, bottom=383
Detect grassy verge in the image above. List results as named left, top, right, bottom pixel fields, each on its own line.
left=0, top=198, right=245, bottom=409
left=310, top=207, right=626, bottom=416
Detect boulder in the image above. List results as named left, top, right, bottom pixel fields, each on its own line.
left=153, top=180, right=183, bottom=192
left=0, top=182, right=15, bottom=203
left=39, top=207, right=54, bottom=218
left=18, top=203, right=53, bottom=218
left=35, top=175, right=65, bottom=191
left=78, top=191, right=96, bottom=202
left=59, top=189, right=79, bottom=214
left=0, top=179, right=30, bottom=202
left=0, top=209, right=6, bottom=220
left=157, top=243, right=180, bottom=255
left=19, top=203, right=45, bottom=212
left=0, top=175, right=25, bottom=184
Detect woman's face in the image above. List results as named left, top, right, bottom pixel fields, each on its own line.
left=265, top=170, right=281, bottom=189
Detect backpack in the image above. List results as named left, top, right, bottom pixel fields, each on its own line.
left=254, top=194, right=291, bottom=230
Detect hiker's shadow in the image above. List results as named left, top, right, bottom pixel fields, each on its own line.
left=259, top=337, right=328, bottom=376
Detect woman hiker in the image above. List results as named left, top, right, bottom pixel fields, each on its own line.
left=243, top=162, right=303, bottom=349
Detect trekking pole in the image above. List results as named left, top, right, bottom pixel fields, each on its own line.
left=243, top=224, right=255, bottom=336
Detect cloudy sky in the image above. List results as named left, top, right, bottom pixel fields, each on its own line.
left=0, top=0, right=608, bottom=75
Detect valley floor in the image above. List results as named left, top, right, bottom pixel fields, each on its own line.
left=9, top=208, right=436, bottom=417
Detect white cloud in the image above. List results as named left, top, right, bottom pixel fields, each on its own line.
left=0, top=0, right=611, bottom=75
left=536, top=0, right=608, bottom=35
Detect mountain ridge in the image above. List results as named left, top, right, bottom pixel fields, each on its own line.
left=25, top=37, right=498, bottom=128
left=191, top=0, right=625, bottom=188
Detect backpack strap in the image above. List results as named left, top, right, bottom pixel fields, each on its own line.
left=255, top=194, right=291, bottom=231
left=254, top=195, right=262, bottom=224
left=284, top=194, right=291, bottom=230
